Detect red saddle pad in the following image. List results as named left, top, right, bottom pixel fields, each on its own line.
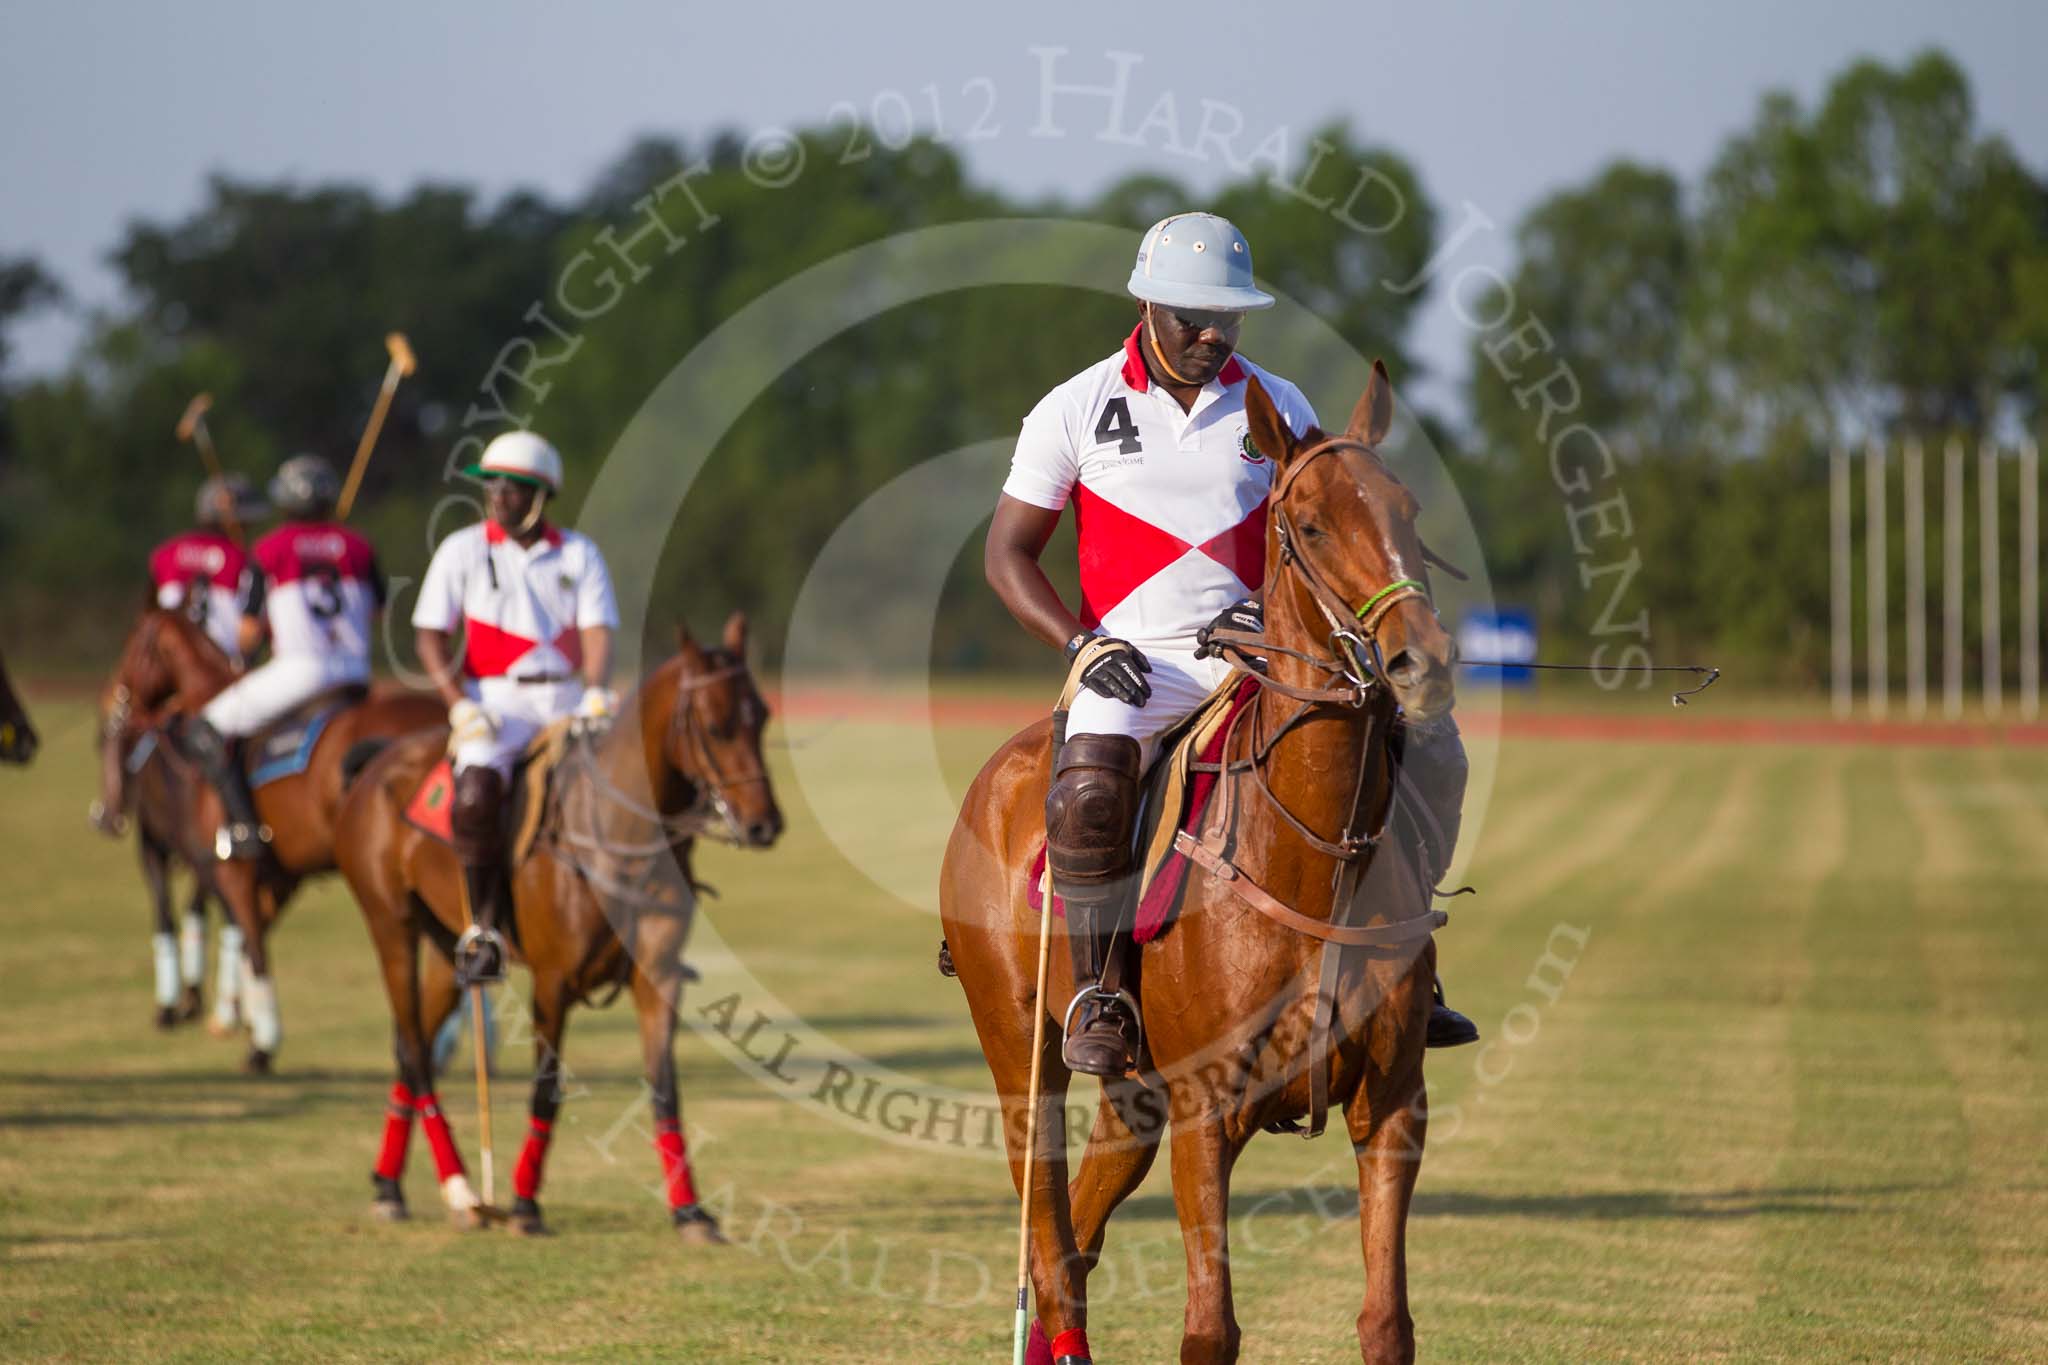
left=403, top=757, right=456, bottom=845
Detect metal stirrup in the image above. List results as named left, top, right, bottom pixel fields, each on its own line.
left=1060, top=982, right=1143, bottom=1056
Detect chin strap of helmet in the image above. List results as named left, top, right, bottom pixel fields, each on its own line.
left=514, top=488, right=549, bottom=538
left=1145, top=306, right=1200, bottom=387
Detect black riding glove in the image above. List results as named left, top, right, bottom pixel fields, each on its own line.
left=1067, top=634, right=1152, bottom=706
left=1195, top=597, right=1264, bottom=659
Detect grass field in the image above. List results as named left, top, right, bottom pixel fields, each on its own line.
left=3, top=692, right=2046, bottom=1362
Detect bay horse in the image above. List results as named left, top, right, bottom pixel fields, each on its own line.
left=0, top=644, right=37, bottom=764
left=104, top=607, right=446, bottom=1069
left=941, top=367, right=1456, bottom=1364
left=90, top=697, right=233, bottom=1031
left=335, top=612, right=781, bottom=1241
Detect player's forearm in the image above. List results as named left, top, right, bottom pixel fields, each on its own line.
left=986, top=549, right=1083, bottom=653
left=414, top=628, right=466, bottom=708
left=579, top=627, right=613, bottom=690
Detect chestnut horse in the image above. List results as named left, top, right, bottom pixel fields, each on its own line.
left=90, top=703, right=232, bottom=1031
left=335, top=613, right=781, bottom=1240
left=104, top=608, right=445, bottom=1069
left=941, top=367, right=1456, bottom=1364
left=0, top=644, right=37, bottom=764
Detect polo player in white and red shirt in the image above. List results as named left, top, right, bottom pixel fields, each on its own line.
left=413, top=431, right=619, bottom=985
left=188, top=455, right=386, bottom=861
left=149, top=474, right=267, bottom=663
left=986, top=212, right=1476, bottom=1079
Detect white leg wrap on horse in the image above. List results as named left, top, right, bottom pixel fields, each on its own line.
left=243, top=970, right=282, bottom=1053
left=179, top=914, right=206, bottom=985
left=441, top=1173, right=480, bottom=1210
left=214, top=925, right=245, bottom=1023
left=152, top=933, right=180, bottom=1008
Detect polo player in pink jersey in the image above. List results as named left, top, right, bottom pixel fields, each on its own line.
left=149, top=474, right=267, bottom=663
left=187, top=455, right=387, bottom=861
left=986, top=212, right=1477, bottom=1081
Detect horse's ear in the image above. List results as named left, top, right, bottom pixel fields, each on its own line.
left=675, top=621, right=699, bottom=654
left=1345, top=360, right=1394, bottom=448
left=722, top=610, right=748, bottom=655
left=1243, top=374, right=1297, bottom=470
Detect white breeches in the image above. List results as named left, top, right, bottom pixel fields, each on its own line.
left=1063, top=644, right=1237, bottom=771
left=200, top=653, right=368, bottom=737
left=450, top=677, right=578, bottom=777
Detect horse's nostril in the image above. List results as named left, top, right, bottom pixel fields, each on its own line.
left=1386, top=649, right=1421, bottom=683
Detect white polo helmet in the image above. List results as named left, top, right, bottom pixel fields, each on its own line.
left=1127, top=212, right=1274, bottom=312
left=466, top=430, right=563, bottom=493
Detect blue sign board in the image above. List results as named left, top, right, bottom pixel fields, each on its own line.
left=1458, top=609, right=1538, bottom=687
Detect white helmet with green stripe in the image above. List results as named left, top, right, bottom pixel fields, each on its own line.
left=466, top=431, right=563, bottom=493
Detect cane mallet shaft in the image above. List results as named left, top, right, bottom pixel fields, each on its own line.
left=451, top=866, right=505, bottom=1225
left=471, top=980, right=496, bottom=1205
left=1012, top=860, right=1058, bottom=1363
left=336, top=332, right=416, bottom=520
left=176, top=393, right=242, bottom=545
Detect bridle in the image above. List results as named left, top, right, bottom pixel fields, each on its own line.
left=1199, top=433, right=1444, bottom=859
left=1213, top=434, right=1432, bottom=706
left=661, top=661, right=774, bottom=846
left=549, top=659, right=772, bottom=904
left=1182, top=431, right=1451, bottom=1140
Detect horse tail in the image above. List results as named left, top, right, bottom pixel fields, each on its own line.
left=340, top=738, right=390, bottom=789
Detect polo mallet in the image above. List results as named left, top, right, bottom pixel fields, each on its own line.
left=176, top=393, right=242, bottom=545
left=1011, top=706, right=1068, bottom=1364
left=451, top=871, right=507, bottom=1227
left=336, top=331, right=416, bottom=520
left=1011, top=855, right=1057, bottom=1363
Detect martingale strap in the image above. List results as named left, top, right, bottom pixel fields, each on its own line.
left=1175, top=833, right=1446, bottom=950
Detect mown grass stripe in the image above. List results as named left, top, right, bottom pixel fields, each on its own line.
left=1743, top=747, right=1990, bottom=1361
left=1902, top=746, right=2048, bottom=1356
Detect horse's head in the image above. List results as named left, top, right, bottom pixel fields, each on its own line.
left=1245, top=365, right=1455, bottom=723
left=654, top=611, right=783, bottom=849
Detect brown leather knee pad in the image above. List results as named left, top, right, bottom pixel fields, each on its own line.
left=450, top=766, right=506, bottom=865
left=1045, top=733, right=1142, bottom=897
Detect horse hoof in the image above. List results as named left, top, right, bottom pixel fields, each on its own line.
left=206, top=1016, right=237, bottom=1040
left=243, top=1049, right=273, bottom=1075
left=508, top=1197, right=550, bottom=1237
left=178, top=988, right=205, bottom=1022
left=369, top=1175, right=407, bottom=1221
left=446, top=1204, right=486, bottom=1231
left=154, top=1006, right=177, bottom=1031
left=672, top=1205, right=727, bottom=1246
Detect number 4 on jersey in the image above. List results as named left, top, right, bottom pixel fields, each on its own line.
left=1094, top=398, right=1142, bottom=455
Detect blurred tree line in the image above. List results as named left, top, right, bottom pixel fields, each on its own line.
left=2, top=48, right=2043, bottom=689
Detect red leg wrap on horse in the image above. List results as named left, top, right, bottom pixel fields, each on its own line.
left=512, top=1118, right=553, bottom=1200
left=653, top=1120, right=696, bottom=1208
left=1049, top=1327, right=1089, bottom=1360
left=374, top=1082, right=417, bottom=1182
left=417, top=1093, right=466, bottom=1181
left=1024, top=1320, right=1054, bottom=1365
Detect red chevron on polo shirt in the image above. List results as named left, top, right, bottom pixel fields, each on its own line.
left=412, top=519, right=618, bottom=681
left=1003, top=326, right=1318, bottom=649
left=149, top=529, right=250, bottom=660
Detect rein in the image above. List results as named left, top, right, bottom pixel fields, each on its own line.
left=544, top=662, right=766, bottom=914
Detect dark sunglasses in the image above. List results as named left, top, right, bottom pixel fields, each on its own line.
left=1166, top=308, right=1244, bottom=336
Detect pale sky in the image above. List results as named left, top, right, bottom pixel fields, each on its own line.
left=2, top=0, right=2041, bottom=417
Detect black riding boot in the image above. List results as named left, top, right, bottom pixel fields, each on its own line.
left=450, top=767, right=510, bottom=986
left=1398, top=718, right=1481, bottom=1048
left=184, top=717, right=268, bottom=861
left=1046, top=734, right=1142, bottom=1078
